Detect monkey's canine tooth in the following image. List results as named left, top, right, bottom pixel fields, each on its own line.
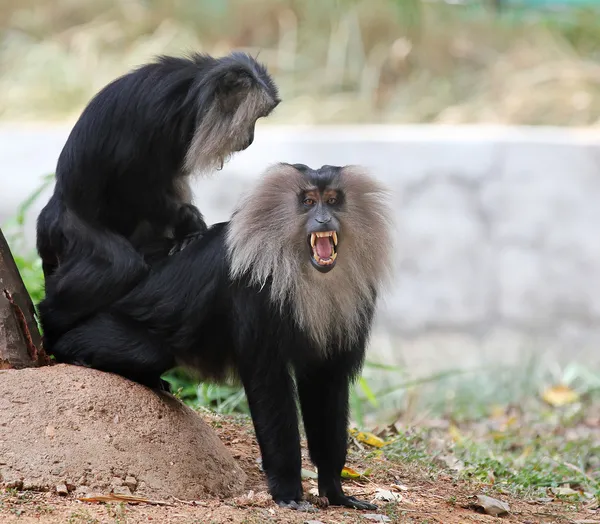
left=310, top=233, right=316, bottom=247
left=332, top=232, right=338, bottom=246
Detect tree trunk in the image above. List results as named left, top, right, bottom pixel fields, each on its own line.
left=0, top=227, right=48, bottom=368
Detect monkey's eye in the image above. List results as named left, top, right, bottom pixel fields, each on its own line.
left=303, top=198, right=316, bottom=206
left=326, top=197, right=337, bottom=205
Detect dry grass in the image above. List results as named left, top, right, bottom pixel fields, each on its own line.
left=2, top=0, right=600, bottom=125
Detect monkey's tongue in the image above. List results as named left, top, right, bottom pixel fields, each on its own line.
left=315, top=237, right=333, bottom=259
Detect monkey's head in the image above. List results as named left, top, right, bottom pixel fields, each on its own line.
left=185, top=52, right=280, bottom=174
left=290, top=164, right=343, bottom=274
left=227, top=163, right=394, bottom=347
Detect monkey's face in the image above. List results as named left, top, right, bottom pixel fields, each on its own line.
left=301, top=187, right=342, bottom=274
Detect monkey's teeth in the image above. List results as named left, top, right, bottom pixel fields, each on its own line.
left=331, top=252, right=337, bottom=261
left=310, top=233, right=316, bottom=247
left=332, top=232, right=338, bottom=246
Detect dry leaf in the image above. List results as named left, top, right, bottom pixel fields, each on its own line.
left=549, top=486, right=581, bottom=497
left=374, top=488, right=402, bottom=502
left=301, top=468, right=318, bottom=480
left=363, top=514, right=391, bottom=522
left=474, top=494, right=510, bottom=516
left=541, top=384, right=579, bottom=407
left=349, top=428, right=386, bottom=448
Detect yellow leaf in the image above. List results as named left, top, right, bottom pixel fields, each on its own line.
left=341, top=466, right=361, bottom=479
left=448, top=423, right=463, bottom=444
left=541, top=385, right=579, bottom=407
left=349, top=428, right=386, bottom=448
left=489, top=404, right=505, bottom=419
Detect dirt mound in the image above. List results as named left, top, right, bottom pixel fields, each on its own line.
left=0, top=364, right=247, bottom=501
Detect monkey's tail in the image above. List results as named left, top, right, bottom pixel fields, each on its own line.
left=37, top=209, right=151, bottom=350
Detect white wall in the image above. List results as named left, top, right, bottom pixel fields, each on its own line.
left=1, top=124, right=599, bottom=375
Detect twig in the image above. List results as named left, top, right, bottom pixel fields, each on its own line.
left=78, top=494, right=173, bottom=506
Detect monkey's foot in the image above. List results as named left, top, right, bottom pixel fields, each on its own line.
left=327, top=494, right=378, bottom=510
left=276, top=500, right=317, bottom=512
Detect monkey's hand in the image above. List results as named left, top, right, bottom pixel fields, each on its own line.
left=168, top=231, right=205, bottom=256
left=276, top=500, right=317, bottom=512
left=174, top=203, right=207, bottom=240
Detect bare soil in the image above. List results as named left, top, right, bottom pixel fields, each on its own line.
left=0, top=365, right=246, bottom=501
left=1, top=365, right=598, bottom=523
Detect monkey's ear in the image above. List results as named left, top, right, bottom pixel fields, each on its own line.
left=217, top=70, right=254, bottom=113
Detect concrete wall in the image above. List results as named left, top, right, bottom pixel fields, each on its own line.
left=1, top=124, right=599, bottom=375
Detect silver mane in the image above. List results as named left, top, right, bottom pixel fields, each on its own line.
left=226, top=163, right=394, bottom=349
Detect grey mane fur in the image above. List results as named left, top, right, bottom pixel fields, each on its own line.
left=226, top=163, right=394, bottom=350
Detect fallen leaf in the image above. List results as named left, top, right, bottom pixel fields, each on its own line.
left=304, top=521, right=326, bottom=524
left=341, top=466, right=362, bottom=479
left=373, top=488, right=402, bottom=502
left=474, top=494, right=510, bottom=517
left=349, top=428, right=386, bottom=448
left=541, top=384, right=579, bottom=407
left=549, top=486, right=581, bottom=497
left=435, top=454, right=465, bottom=472
left=448, top=423, right=463, bottom=443
left=363, top=514, right=391, bottom=522
left=301, top=468, right=318, bottom=480
left=391, top=483, right=409, bottom=491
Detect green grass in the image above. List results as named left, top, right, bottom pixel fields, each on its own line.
left=380, top=389, right=600, bottom=504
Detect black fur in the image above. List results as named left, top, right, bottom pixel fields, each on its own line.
left=36, top=52, right=280, bottom=349
left=49, top=221, right=378, bottom=511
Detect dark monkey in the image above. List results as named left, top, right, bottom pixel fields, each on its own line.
left=49, top=163, right=393, bottom=511
left=36, top=51, right=280, bottom=349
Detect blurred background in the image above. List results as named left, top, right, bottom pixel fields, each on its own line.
left=1, top=0, right=600, bottom=428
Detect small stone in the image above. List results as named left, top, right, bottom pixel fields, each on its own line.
left=45, top=426, right=56, bottom=439
left=112, top=485, right=132, bottom=496
left=111, top=476, right=124, bottom=487
left=123, top=476, right=137, bottom=490
left=22, top=479, right=41, bottom=490
left=56, top=483, right=68, bottom=496
left=5, top=480, right=23, bottom=490
left=74, top=485, right=90, bottom=497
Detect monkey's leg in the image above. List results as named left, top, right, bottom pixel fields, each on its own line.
left=296, top=358, right=378, bottom=511
left=51, top=314, right=174, bottom=391
left=236, top=349, right=310, bottom=510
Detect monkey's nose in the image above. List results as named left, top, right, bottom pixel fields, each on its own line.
left=316, top=216, right=331, bottom=224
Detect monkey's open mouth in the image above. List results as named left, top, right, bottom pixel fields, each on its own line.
left=308, top=231, right=338, bottom=273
